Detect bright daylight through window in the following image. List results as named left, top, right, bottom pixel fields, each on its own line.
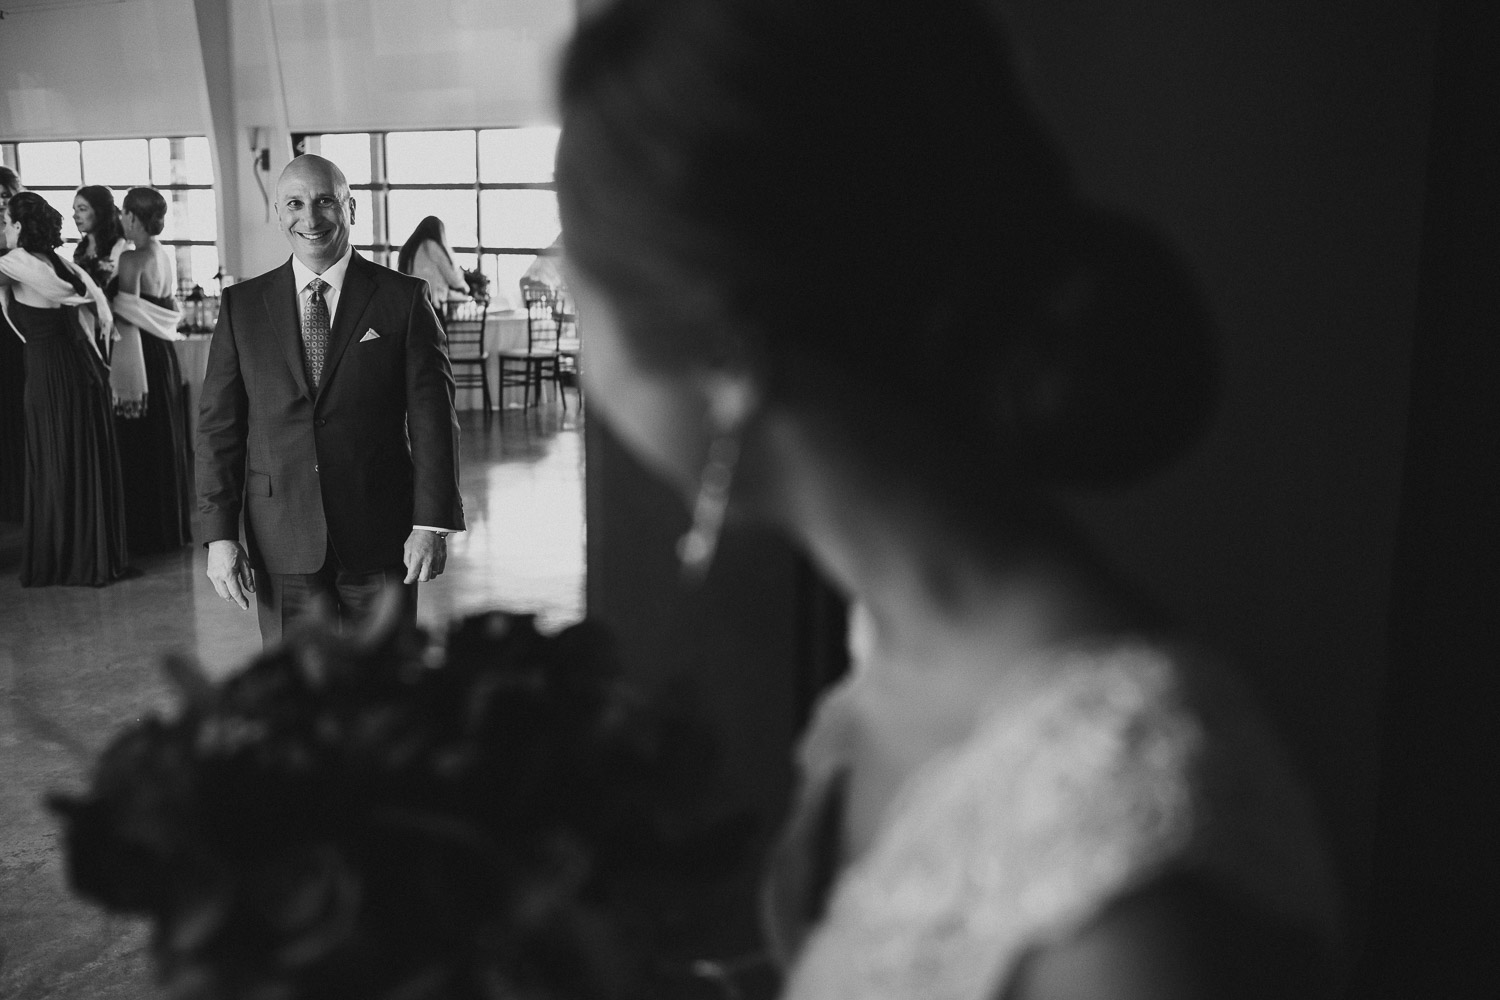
left=2, top=127, right=562, bottom=311
left=3, top=136, right=219, bottom=297
left=310, top=127, right=562, bottom=309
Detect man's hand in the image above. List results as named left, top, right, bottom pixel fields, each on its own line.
left=403, top=530, right=448, bottom=584
left=206, top=540, right=255, bottom=610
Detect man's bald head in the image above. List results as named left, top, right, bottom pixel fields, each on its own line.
left=275, top=154, right=356, bottom=273
left=277, top=154, right=351, bottom=200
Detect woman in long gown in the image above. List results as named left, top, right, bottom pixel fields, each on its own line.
left=555, top=1, right=1341, bottom=998
left=72, top=186, right=128, bottom=359
left=72, top=185, right=127, bottom=291
left=109, top=187, right=192, bottom=556
left=0, top=192, right=129, bottom=586
left=0, top=167, right=27, bottom=523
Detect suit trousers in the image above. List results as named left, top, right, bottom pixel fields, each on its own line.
left=254, top=544, right=417, bottom=647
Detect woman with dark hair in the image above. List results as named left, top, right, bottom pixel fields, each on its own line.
left=0, top=191, right=129, bottom=586
left=73, top=185, right=128, bottom=292
left=73, top=185, right=130, bottom=361
left=109, top=187, right=192, bottom=555
left=398, top=215, right=472, bottom=315
left=556, top=1, right=1339, bottom=998
left=0, top=166, right=26, bottom=522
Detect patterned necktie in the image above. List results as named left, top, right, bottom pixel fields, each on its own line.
left=303, top=277, right=331, bottom=386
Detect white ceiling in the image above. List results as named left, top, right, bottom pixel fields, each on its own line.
left=1, top=0, right=145, bottom=13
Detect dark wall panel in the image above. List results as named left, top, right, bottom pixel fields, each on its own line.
left=1350, top=0, right=1500, bottom=991
left=993, top=0, right=1435, bottom=941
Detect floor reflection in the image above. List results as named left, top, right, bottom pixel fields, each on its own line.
left=423, top=406, right=585, bottom=632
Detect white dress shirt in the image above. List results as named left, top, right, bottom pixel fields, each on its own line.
left=290, top=247, right=353, bottom=335
left=290, top=248, right=460, bottom=537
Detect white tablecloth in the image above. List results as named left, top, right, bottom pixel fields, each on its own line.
left=454, top=308, right=530, bottom=411
left=172, top=334, right=214, bottom=441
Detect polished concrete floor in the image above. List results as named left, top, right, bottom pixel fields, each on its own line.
left=0, top=402, right=585, bottom=999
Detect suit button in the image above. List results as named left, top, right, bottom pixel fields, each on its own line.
left=314, top=464, right=320, bottom=473
left=315, top=418, right=326, bottom=427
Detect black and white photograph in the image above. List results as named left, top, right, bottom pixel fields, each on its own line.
left=1, top=1, right=1494, bottom=997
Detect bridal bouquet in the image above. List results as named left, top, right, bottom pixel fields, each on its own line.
left=51, top=608, right=751, bottom=1000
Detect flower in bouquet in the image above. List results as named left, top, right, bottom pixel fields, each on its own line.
left=51, top=607, right=752, bottom=1000
left=461, top=268, right=491, bottom=301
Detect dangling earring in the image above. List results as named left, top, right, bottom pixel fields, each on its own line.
left=677, top=430, right=740, bottom=582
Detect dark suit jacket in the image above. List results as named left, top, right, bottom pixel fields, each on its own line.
left=196, top=252, right=464, bottom=575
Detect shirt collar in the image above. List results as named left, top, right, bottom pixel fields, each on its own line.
left=290, top=245, right=355, bottom=295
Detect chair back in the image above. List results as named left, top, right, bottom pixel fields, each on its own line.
left=176, top=290, right=220, bottom=334
left=519, top=277, right=552, bottom=306
left=444, top=298, right=489, bottom=361
left=524, top=291, right=561, bottom=355
left=552, top=289, right=580, bottom=353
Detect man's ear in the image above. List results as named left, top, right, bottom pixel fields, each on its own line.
left=348, top=197, right=357, bottom=226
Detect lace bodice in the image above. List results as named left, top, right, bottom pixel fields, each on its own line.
left=765, top=638, right=1340, bottom=1000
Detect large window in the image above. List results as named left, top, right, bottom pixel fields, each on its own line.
left=2, top=129, right=560, bottom=307
left=304, top=128, right=561, bottom=309
left=2, top=137, right=220, bottom=296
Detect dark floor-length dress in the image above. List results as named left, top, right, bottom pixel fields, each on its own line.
left=108, top=281, right=192, bottom=555
left=10, top=299, right=129, bottom=586
left=0, top=307, right=24, bottom=522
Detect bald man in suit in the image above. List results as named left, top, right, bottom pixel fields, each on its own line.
left=197, top=154, right=464, bottom=644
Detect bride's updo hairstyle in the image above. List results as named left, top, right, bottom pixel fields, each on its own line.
left=557, top=0, right=1216, bottom=489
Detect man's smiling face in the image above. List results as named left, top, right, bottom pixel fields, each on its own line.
left=276, top=155, right=355, bottom=274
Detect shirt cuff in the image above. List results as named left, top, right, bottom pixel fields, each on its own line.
left=413, top=525, right=462, bottom=535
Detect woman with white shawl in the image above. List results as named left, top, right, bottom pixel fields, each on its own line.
left=1, top=166, right=26, bottom=522
left=109, top=188, right=192, bottom=555
left=1, top=191, right=130, bottom=586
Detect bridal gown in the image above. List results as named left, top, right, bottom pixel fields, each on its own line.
left=764, top=636, right=1342, bottom=1000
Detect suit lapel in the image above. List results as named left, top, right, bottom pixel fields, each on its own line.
left=319, top=252, right=376, bottom=392
left=260, top=261, right=312, bottom=401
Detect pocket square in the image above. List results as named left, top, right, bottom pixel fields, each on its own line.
left=359, top=329, right=380, bottom=343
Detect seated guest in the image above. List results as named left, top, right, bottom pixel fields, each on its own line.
left=397, top=215, right=473, bottom=317
left=518, top=238, right=567, bottom=306
left=51, top=605, right=751, bottom=1000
